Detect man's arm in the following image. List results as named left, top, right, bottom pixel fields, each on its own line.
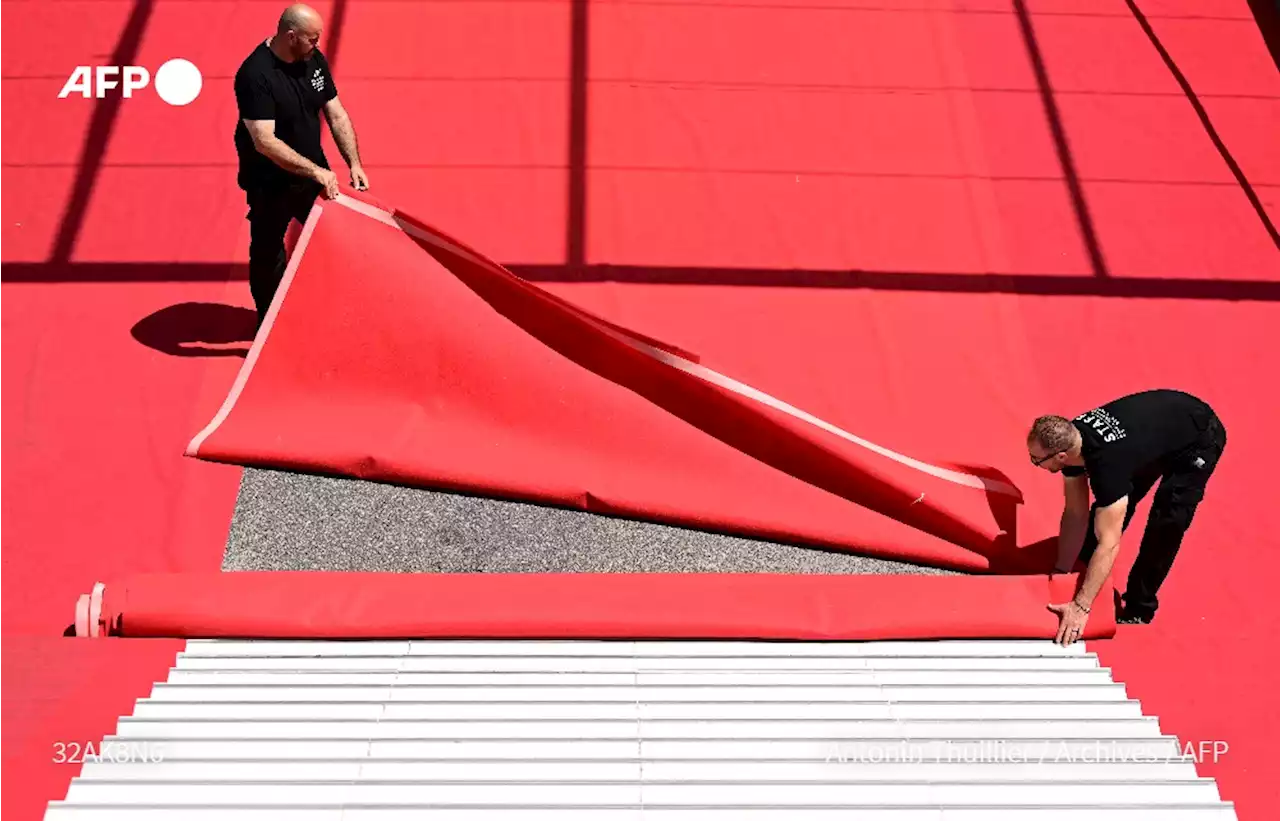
left=1075, top=495, right=1127, bottom=610
left=1055, top=474, right=1092, bottom=572
left=243, top=119, right=328, bottom=180
left=1047, top=494, right=1126, bottom=646
left=323, top=97, right=363, bottom=171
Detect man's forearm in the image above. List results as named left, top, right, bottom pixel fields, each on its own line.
left=1056, top=509, right=1089, bottom=571
left=1075, top=539, right=1119, bottom=609
left=328, top=113, right=362, bottom=168
left=257, top=136, right=323, bottom=180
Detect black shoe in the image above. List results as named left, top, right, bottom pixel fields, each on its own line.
left=1117, top=609, right=1153, bottom=625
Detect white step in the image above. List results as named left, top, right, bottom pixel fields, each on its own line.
left=172, top=654, right=1102, bottom=672
left=176, top=639, right=1096, bottom=658
left=43, top=808, right=1241, bottom=820
left=144, top=683, right=1131, bottom=702
left=162, top=669, right=1118, bottom=685
left=90, top=736, right=1190, bottom=760
left=61, top=779, right=1223, bottom=805
left=76, top=758, right=1203, bottom=782
left=113, top=717, right=1167, bottom=739
left=126, top=700, right=1144, bottom=721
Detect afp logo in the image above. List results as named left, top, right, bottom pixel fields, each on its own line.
left=58, top=59, right=203, bottom=106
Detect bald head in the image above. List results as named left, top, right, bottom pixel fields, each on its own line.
left=272, top=4, right=323, bottom=61
left=279, top=4, right=321, bottom=33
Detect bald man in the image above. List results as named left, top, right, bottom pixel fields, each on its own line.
left=233, top=4, right=369, bottom=323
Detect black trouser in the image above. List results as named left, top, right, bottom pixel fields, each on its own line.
left=1077, top=414, right=1227, bottom=620
left=245, top=180, right=321, bottom=323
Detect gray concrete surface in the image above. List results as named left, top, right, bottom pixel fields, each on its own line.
left=223, top=468, right=953, bottom=575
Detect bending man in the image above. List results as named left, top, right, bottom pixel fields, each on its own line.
left=1026, top=389, right=1226, bottom=645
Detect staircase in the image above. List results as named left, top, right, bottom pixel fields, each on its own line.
left=45, top=638, right=1237, bottom=819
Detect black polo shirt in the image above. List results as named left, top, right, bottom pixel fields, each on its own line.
left=1062, top=389, right=1215, bottom=508
left=233, top=40, right=338, bottom=192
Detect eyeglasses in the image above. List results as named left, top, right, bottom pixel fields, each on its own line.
left=1031, top=449, right=1063, bottom=466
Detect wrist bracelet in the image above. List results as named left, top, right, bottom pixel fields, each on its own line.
left=1073, top=599, right=1090, bottom=614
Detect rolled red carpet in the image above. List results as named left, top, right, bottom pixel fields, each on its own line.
left=75, top=571, right=1113, bottom=641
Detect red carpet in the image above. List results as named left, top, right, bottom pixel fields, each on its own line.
left=0, top=283, right=247, bottom=635
left=0, top=638, right=187, bottom=821
left=5, top=0, right=1279, bottom=817
left=188, top=192, right=1041, bottom=572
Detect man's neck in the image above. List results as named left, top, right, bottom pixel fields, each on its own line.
left=266, top=36, right=295, bottom=62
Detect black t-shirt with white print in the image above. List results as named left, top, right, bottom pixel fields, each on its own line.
left=233, top=41, right=338, bottom=192
left=1062, top=389, right=1214, bottom=508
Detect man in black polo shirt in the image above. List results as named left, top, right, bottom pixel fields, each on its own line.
left=1026, top=389, right=1227, bottom=643
left=233, top=3, right=369, bottom=323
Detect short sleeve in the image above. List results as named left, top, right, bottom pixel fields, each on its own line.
left=1087, top=457, right=1132, bottom=508
left=315, top=51, right=338, bottom=102
left=235, top=67, right=275, bottom=120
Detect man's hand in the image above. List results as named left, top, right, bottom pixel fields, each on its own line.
left=313, top=168, right=340, bottom=200
left=1047, top=600, right=1090, bottom=646
left=349, top=165, right=369, bottom=191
